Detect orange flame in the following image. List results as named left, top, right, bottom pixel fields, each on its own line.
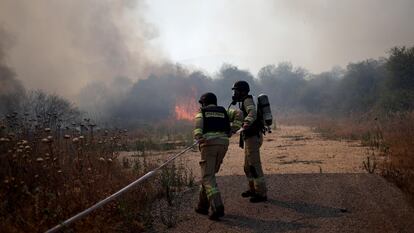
left=174, top=87, right=199, bottom=121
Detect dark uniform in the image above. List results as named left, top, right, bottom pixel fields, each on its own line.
left=194, top=93, right=242, bottom=220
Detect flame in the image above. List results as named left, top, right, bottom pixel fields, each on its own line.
left=175, top=104, right=197, bottom=121
left=174, top=87, right=199, bottom=121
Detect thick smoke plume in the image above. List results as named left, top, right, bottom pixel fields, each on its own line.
left=94, top=64, right=262, bottom=126
left=1, top=1, right=412, bottom=127
left=0, top=29, right=25, bottom=115
left=0, top=0, right=163, bottom=98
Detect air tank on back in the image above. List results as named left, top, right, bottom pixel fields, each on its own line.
left=257, top=94, right=273, bottom=132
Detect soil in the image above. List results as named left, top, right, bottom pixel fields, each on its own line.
left=157, top=125, right=371, bottom=181
left=144, top=125, right=414, bottom=233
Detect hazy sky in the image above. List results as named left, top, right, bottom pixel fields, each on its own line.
left=144, top=0, right=414, bottom=74
left=1, top=0, right=414, bottom=98
left=0, top=0, right=162, bottom=98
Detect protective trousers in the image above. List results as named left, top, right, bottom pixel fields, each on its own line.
left=244, top=134, right=267, bottom=196
left=198, top=144, right=228, bottom=213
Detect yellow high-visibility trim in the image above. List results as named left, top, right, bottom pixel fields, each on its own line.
left=245, top=116, right=254, bottom=124
left=245, top=105, right=255, bottom=111
left=227, top=109, right=236, bottom=119
left=232, top=121, right=242, bottom=127
left=206, top=186, right=219, bottom=198
left=254, top=177, right=266, bottom=183
left=193, top=128, right=203, bottom=135
left=202, top=132, right=229, bottom=142
left=205, top=111, right=225, bottom=118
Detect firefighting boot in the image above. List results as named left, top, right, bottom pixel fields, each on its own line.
left=195, top=187, right=209, bottom=215
left=209, top=193, right=224, bottom=221
left=250, top=176, right=267, bottom=202
left=241, top=180, right=255, bottom=198
left=249, top=194, right=267, bottom=203
left=209, top=205, right=224, bottom=221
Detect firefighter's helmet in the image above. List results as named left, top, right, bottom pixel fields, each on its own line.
left=199, top=92, right=217, bottom=106
left=232, top=80, right=250, bottom=93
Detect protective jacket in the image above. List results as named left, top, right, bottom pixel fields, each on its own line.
left=194, top=105, right=242, bottom=146
left=241, top=95, right=264, bottom=138
left=201, top=106, right=230, bottom=135
left=240, top=96, right=267, bottom=197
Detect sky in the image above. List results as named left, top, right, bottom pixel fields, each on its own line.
left=144, top=0, right=414, bottom=75
left=0, top=0, right=413, bottom=98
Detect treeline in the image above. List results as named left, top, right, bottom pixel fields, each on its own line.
left=107, top=45, right=414, bottom=124
left=2, top=46, right=414, bottom=125
left=260, top=46, right=414, bottom=115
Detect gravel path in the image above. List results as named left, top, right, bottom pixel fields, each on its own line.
left=157, top=174, right=414, bottom=233
left=150, top=126, right=414, bottom=233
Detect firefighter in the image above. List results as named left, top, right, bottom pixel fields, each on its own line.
left=194, top=92, right=242, bottom=220
left=231, top=80, right=268, bottom=203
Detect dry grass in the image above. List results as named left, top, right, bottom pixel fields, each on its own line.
left=278, top=113, right=379, bottom=141
left=281, top=112, right=414, bottom=205
left=0, top=113, right=194, bottom=233
left=379, top=112, right=414, bottom=203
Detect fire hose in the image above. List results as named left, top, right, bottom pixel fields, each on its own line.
left=45, top=139, right=201, bottom=233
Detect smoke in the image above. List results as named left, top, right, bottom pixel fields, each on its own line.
left=0, top=0, right=163, bottom=98
left=102, top=64, right=211, bottom=125
left=213, top=64, right=259, bottom=105
left=78, top=76, right=133, bottom=116
left=270, top=0, right=414, bottom=72
left=1, top=1, right=257, bottom=124
left=147, top=0, right=414, bottom=74
left=0, top=28, right=26, bottom=115
left=79, top=63, right=260, bottom=126
left=1, top=1, right=412, bottom=125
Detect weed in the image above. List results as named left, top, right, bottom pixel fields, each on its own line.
left=363, top=155, right=377, bottom=174
left=0, top=111, right=195, bottom=232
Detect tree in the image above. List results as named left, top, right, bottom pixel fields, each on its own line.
left=298, top=71, right=339, bottom=113
left=21, top=90, right=80, bottom=128
left=258, top=62, right=307, bottom=111
left=214, top=64, right=257, bottom=106
left=380, top=46, right=414, bottom=111
left=332, top=59, right=385, bottom=114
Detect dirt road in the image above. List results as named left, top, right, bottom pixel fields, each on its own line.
left=152, top=125, right=414, bottom=233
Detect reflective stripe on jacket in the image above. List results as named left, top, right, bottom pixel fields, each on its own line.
left=194, top=104, right=246, bottom=146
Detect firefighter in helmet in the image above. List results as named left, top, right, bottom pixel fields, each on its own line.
left=194, top=92, right=242, bottom=220
left=231, top=80, right=267, bottom=203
